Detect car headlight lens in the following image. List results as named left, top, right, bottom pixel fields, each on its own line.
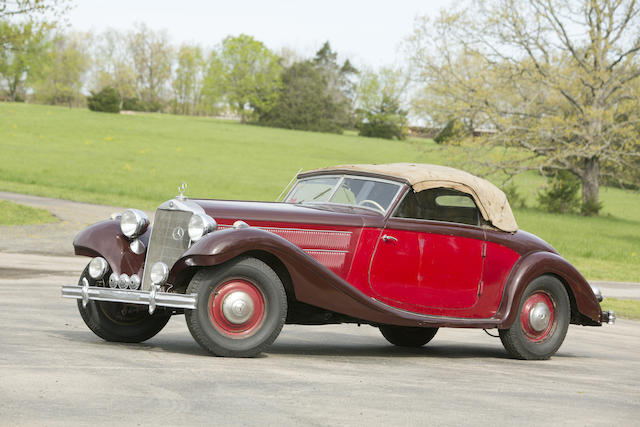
left=120, top=209, right=149, bottom=239
left=88, top=257, right=108, bottom=279
left=150, top=262, right=169, bottom=285
left=188, top=213, right=217, bottom=242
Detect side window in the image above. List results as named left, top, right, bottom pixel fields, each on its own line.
left=394, top=188, right=481, bottom=226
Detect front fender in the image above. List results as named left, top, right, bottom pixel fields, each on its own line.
left=496, top=251, right=602, bottom=328
left=73, top=219, right=149, bottom=276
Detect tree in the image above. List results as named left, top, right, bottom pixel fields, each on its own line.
left=200, top=50, right=225, bottom=115
left=172, top=43, right=205, bottom=115
left=0, top=1, right=70, bottom=48
left=218, top=34, right=281, bottom=122
left=257, top=60, right=346, bottom=133
left=0, top=21, right=47, bottom=101
left=0, top=0, right=69, bottom=19
left=355, top=67, right=409, bottom=139
left=409, top=0, right=640, bottom=214
left=32, top=31, right=90, bottom=107
left=91, top=29, right=137, bottom=109
left=313, top=41, right=358, bottom=126
left=127, top=23, right=172, bottom=109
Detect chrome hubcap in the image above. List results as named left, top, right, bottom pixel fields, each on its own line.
left=221, top=291, right=255, bottom=324
left=529, top=302, right=551, bottom=332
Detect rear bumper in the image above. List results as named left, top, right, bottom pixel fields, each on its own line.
left=62, top=278, right=196, bottom=314
left=602, top=310, right=616, bottom=325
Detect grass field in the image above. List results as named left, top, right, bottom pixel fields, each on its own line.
left=0, top=199, right=56, bottom=225
left=1, top=102, right=638, bottom=281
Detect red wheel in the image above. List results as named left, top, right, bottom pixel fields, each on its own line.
left=519, top=291, right=555, bottom=342
left=185, top=257, right=287, bottom=357
left=500, top=276, right=570, bottom=360
left=207, top=279, right=266, bottom=337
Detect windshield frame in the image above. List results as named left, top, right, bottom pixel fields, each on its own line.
left=283, top=174, right=405, bottom=215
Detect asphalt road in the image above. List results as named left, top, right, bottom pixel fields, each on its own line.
left=1, top=192, right=639, bottom=425
left=0, top=266, right=638, bottom=426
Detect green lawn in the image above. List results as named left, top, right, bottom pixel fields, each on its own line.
left=1, top=102, right=638, bottom=281
left=0, top=199, right=56, bottom=225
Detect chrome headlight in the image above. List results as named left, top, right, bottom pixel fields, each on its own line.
left=88, top=257, right=108, bottom=279
left=150, top=262, right=169, bottom=285
left=188, top=213, right=217, bottom=242
left=120, top=209, right=149, bottom=239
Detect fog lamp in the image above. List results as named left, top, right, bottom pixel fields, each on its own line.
left=150, top=262, right=169, bottom=285
left=88, top=257, right=108, bottom=279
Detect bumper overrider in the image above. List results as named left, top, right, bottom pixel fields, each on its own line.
left=62, top=277, right=196, bottom=314
left=590, top=284, right=616, bottom=325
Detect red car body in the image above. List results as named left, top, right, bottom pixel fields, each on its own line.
left=64, top=164, right=610, bottom=359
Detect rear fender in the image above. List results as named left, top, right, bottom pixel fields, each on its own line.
left=73, top=219, right=149, bottom=276
left=496, top=251, right=602, bottom=328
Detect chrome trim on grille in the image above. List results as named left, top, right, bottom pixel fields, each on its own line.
left=142, top=197, right=204, bottom=291
left=62, top=284, right=197, bottom=312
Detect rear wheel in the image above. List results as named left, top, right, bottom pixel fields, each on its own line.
left=185, top=257, right=287, bottom=357
left=379, top=325, right=438, bottom=347
left=499, top=275, right=570, bottom=360
left=77, top=266, right=171, bottom=343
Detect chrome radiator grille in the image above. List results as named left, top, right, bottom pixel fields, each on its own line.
left=142, top=209, right=192, bottom=290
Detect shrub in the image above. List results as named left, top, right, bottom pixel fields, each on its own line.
left=87, top=87, right=120, bottom=113
left=357, top=95, right=408, bottom=140
left=122, top=97, right=145, bottom=111
left=434, top=118, right=469, bottom=144
left=581, top=198, right=603, bottom=216
left=537, top=170, right=580, bottom=214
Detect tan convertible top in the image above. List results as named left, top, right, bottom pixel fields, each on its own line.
left=303, top=163, right=518, bottom=232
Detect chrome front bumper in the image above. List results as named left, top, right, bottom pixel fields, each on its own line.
left=61, top=278, right=197, bottom=314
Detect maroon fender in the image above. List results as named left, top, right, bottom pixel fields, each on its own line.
left=496, top=251, right=602, bottom=328
left=73, top=219, right=149, bottom=276
left=173, top=227, right=502, bottom=328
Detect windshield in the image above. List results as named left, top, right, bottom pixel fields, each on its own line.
left=284, top=175, right=402, bottom=214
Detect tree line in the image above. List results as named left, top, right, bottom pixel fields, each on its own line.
left=0, top=20, right=409, bottom=139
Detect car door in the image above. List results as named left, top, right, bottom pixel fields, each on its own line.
left=368, top=188, right=486, bottom=314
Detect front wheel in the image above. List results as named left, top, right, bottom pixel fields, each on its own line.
left=379, top=325, right=438, bottom=347
left=499, top=275, right=570, bottom=360
left=185, top=257, right=287, bottom=357
left=77, top=266, right=171, bottom=343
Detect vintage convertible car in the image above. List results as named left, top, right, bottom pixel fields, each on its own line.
left=62, top=163, right=614, bottom=359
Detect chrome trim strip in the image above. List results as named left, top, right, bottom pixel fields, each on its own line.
left=303, top=249, right=349, bottom=254
left=62, top=285, right=197, bottom=312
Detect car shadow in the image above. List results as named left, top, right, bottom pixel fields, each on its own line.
left=57, top=329, right=513, bottom=359
left=267, top=341, right=511, bottom=359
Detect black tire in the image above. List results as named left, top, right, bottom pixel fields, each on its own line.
left=499, top=275, right=570, bottom=360
left=185, top=257, right=287, bottom=358
left=76, top=266, right=171, bottom=343
left=379, top=325, right=438, bottom=347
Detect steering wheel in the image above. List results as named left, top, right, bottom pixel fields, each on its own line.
left=358, top=199, right=385, bottom=213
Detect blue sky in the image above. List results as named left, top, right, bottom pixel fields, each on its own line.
left=67, top=0, right=453, bottom=68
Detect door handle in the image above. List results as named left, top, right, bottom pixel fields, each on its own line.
left=382, top=235, right=398, bottom=243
